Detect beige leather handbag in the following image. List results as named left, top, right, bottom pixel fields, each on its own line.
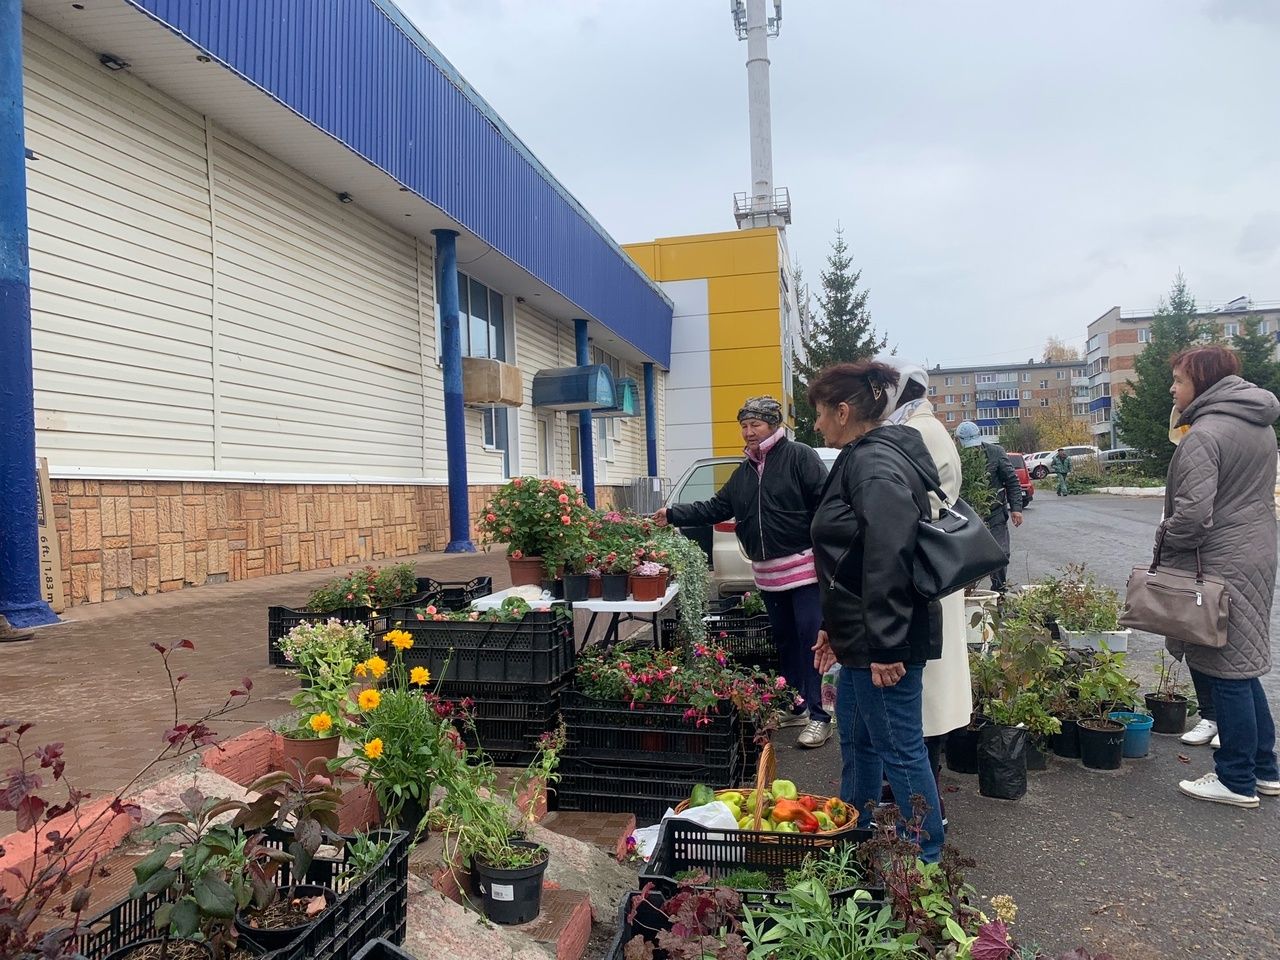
left=1120, top=525, right=1229, bottom=647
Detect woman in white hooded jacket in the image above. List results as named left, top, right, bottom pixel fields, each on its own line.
left=878, top=357, right=972, bottom=794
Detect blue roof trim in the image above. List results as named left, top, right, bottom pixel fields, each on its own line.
left=124, top=0, right=672, bottom=367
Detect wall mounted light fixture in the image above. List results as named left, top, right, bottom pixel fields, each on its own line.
left=337, top=192, right=353, bottom=204
left=98, top=53, right=129, bottom=71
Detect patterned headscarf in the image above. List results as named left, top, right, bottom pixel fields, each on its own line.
left=737, top=395, right=783, bottom=426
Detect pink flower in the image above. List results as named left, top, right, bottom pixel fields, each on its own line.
left=485, top=512, right=497, bottom=522
left=561, top=515, right=572, bottom=525
left=426, top=605, right=437, bottom=615
left=511, top=549, right=523, bottom=560
left=775, top=676, right=787, bottom=690
left=558, top=493, right=569, bottom=504
left=512, top=478, right=523, bottom=488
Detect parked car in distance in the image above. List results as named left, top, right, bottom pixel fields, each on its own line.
left=666, top=447, right=839, bottom=598
left=1099, top=446, right=1143, bottom=470
left=1006, top=453, right=1035, bottom=506
left=1025, top=445, right=1101, bottom=479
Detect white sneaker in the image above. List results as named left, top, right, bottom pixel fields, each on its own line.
left=1178, top=772, right=1259, bottom=808
left=1257, top=780, right=1280, bottom=797
left=1181, top=719, right=1217, bottom=745
left=796, top=720, right=833, bottom=749
left=1211, top=734, right=1221, bottom=749
left=778, top=709, right=810, bottom=729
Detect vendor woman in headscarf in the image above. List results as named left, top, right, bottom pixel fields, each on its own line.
left=655, top=396, right=832, bottom=748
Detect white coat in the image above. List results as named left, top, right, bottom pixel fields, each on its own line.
left=900, top=400, right=973, bottom=737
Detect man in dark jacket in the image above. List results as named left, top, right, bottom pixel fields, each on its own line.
left=655, top=396, right=832, bottom=746
left=954, top=421, right=1023, bottom=593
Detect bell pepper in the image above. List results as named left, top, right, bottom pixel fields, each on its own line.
left=813, top=811, right=836, bottom=832
left=770, top=779, right=799, bottom=801
left=798, top=795, right=818, bottom=813
left=797, top=815, right=819, bottom=834
left=774, top=821, right=800, bottom=833
left=772, top=799, right=821, bottom=834
left=688, top=784, right=716, bottom=808
left=823, top=797, right=851, bottom=827
left=719, top=791, right=744, bottom=807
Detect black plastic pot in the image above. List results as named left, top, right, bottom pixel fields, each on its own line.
left=563, top=574, right=591, bottom=603
left=602, top=574, right=629, bottom=602
left=472, top=840, right=549, bottom=925
left=104, top=940, right=213, bottom=960
left=540, top=578, right=565, bottom=601
left=388, top=795, right=429, bottom=839
left=1078, top=719, right=1125, bottom=770
left=946, top=720, right=987, bottom=775
left=1145, top=693, right=1189, bottom=735
left=1025, top=738, right=1047, bottom=771
left=977, top=724, right=1027, bottom=800
left=236, top=885, right=336, bottom=950
left=1050, top=718, right=1082, bottom=759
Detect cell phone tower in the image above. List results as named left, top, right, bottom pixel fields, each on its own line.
left=730, top=0, right=791, bottom=230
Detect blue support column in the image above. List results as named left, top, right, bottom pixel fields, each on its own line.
left=432, top=229, right=475, bottom=553
left=574, top=319, right=595, bottom=508
left=643, top=362, right=658, bottom=477
left=0, top=3, right=57, bottom=629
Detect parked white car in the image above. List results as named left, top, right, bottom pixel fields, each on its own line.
left=1025, top=445, right=1101, bottom=479
left=666, top=447, right=839, bottom=598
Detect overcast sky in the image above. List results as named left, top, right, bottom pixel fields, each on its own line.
left=400, top=0, right=1280, bottom=368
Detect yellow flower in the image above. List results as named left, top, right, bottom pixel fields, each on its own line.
left=385, top=629, right=414, bottom=651
left=363, top=738, right=384, bottom=759
left=358, top=688, right=382, bottom=711
left=365, top=655, right=388, bottom=679
left=354, top=663, right=368, bottom=678
left=990, top=895, right=1018, bottom=925
left=410, top=666, right=431, bottom=687
left=308, top=712, right=333, bottom=734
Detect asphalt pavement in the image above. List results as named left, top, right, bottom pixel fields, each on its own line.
left=776, top=494, right=1280, bottom=959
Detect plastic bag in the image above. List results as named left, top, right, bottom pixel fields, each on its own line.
left=821, top=664, right=841, bottom=712
left=977, top=724, right=1027, bottom=800
left=633, top=801, right=741, bottom=859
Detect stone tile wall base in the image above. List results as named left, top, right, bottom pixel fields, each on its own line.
left=52, top=480, right=628, bottom=607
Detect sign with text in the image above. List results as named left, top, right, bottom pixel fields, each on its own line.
left=36, top=458, right=66, bottom=613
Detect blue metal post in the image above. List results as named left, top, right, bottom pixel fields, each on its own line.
left=574, top=319, right=595, bottom=508
left=643, top=362, right=658, bottom=477
left=432, top=229, right=474, bottom=553
left=0, top=3, right=56, bottom=629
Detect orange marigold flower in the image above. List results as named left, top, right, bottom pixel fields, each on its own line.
left=385, top=629, right=414, bottom=651
left=354, top=663, right=368, bottom=678
left=365, top=655, right=388, bottom=679
left=358, top=689, right=382, bottom=711
left=410, top=666, right=431, bottom=687
left=309, top=712, right=333, bottom=734
left=363, top=738, right=384, bottom=759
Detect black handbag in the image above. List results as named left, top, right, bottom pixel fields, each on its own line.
left=867, top=434, right=1009, bottom=602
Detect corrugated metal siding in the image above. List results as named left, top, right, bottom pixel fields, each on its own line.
left=25, top=20, right=216, bottom=470
left=126, top=0, right=673, bottom=366
left=209, top=125, right=425, bottom=475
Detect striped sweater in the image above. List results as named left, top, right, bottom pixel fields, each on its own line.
left=745, top=432, right=818, bottom=592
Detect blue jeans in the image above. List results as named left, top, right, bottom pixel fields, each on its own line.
left=761, top=583, right=829, bottom=723
left=1189, top=668, right=1216, bottom=722
left=1207, top=674, right=1278, bottom=795
left=836, top=664, right=944, bottom=862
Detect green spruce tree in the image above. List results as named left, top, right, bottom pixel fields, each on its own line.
left=1114, top=272, right=1217, bottom=474
left=792, top=227, right=887, bottom=446
left=1230, top=316, right=1280, bottom=441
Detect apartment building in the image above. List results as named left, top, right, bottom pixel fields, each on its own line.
left=927, top=360, right=1088, bottom=437
left=1085, top=296, right=1280, bottom=447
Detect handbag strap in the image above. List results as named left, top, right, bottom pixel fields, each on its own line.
left=862, top=432, right=951, bottom=506
left=1151, top=525, right=1206, bottom=582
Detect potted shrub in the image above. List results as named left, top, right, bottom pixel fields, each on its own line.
left=964, top=588, right=1000, bottom=649
left=629, top=560, right=670, bottom=602
left=561, top=544, right=592, bottom=603
left=1054, top=565, right=1130, bottom=652
left=306, top=563, right=419, bottom=615
left=477, top=477, right=592, bottom=585
left=1075, top=650, right=1138, bottom=771
left=1108, top=710, right=1155, bottom=758
left=1145, top=650, right=1193, bottom=735
left=977, top=696, right=1029, bottom=800
left=433, top=726, right=566, bottom=925
left=275, top=620, right=371, bottom=769
left=592, top=511, right=646, bottom=600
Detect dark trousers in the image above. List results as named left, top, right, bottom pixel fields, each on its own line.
left=987, top=516, right=1011, bottom=593
left=1199, top=672, right=1278, bottom=795
left=761, top=583, right=829, bottom=723
left=1190, top=667, right=1216, bottom=722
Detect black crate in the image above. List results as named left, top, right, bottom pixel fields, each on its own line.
left=267, top=605, right=390, bottom=668
left=412, top=576, right=493, bottom=610
left=76, top=829, right=410, bottom=960
left=555, top=754, right=741, bottom=825
left=641, top=819, right=877, bottom=909
left=662, top=599, right=778, bottom=672
left=560, top=691, right=741, bottom=769
left=453, top=681, right=566, bottom=767
left=399, top=612, right=575, bottom=685
left=353, top=939, right=416, bottom=960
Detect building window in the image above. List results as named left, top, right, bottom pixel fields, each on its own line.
left=928, top=386, right=937, bottom=396
left=944, top=376, right=954, bottom=386
left=946, top=412, right=956, bottom=422
left=1039, top=380, right=1048, bottom=389
left=568, top=422, right=581, bottom=475
left=961, top=394, right=970, bottom=404
left=597, top=417, right=619, bottom=463
left=1022, top=373, right=1031, bottom=383
left=961, top=375, right=970, bottom=385
left=978, top=374, right=994, bottom=384
left=1040, top=397, right=1051, bottom=407
left=1022, top=390, right=1032, bottom=400
left=1138, top=328, right=1151, bottom=344
left=1056, top=369, right=1066, bottom=379
left=536, top=416, right=554, bottom=476
left=945, top=394, right=955, bottom=405
left=1224, top=323, right=1239, bottom=338
left=436, top=273, right=506, bottom=362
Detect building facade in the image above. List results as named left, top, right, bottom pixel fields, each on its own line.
left=927, top=360, right=1088, bottom=439
left=1085, top=298, right=1280, bottom=447
left=11, top=1, right=674, bottom=609
left=624, top=227, right=801, bottom=483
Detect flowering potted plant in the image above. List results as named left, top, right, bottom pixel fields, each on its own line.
left=275, top=620, right=373, bottom=768
left=561, top=543, right=593, bottom=603
left=629, top=560, right=670, bottom=603
left=305, top=563, right=419, bottom=614
left=477, top=477, right=593, bottom=584
left=592, top=511, right=652, bottom=600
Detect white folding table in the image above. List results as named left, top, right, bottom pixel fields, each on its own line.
left=572, top=583, right=680, bottom=652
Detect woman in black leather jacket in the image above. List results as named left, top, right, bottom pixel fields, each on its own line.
left=808, top=360, right=946, bottom=862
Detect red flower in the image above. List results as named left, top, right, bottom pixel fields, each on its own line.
left=511, top=549, right=523, bottom=560
left=558, top=493, right=570, bottom=504
left=561, top=515, right=572, bottom=525
left=486, top=512, right=497, bottom=522
left=512, top=478, right=523, bottom=488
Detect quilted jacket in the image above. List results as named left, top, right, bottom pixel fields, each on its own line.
left=1161, top=376, right=1280, bottom=679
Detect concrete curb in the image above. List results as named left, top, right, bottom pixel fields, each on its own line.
left=1094, top=486, right=1165, bottom=497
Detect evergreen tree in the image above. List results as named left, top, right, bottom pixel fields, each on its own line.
left=1114, top=273, right=1216, bottom=473
left=792, top=227, right=887, bottom=445
left=1230, top=317, right=1280, bottom=441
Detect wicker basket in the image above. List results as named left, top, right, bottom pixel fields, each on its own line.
left=672, top=743, right=856, bottom=836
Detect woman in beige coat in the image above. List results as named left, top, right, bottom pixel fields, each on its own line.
left=879, top=357, right=972, bottom=788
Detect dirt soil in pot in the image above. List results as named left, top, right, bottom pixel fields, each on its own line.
left=243, top=890, right=330, bottom=931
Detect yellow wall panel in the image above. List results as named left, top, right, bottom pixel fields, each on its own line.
left=706, top=272, right=778, bottom=323
left=707, top=309, right=781, bottom=351
left=710, top=346, right=782, bottom=388
left=711, top=380, right=781, bottom=421
left=713, top=418, right=751, bottom=454
left=636, top=228, right=776, bottom=282
left=621, top=241, right=658, bottom=279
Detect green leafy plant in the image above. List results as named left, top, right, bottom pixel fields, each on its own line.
left=653, top=526, right=712, bottom=645
left=957, top=442, right=999, bottom=517
left=276, top=620, right=373, bottom=674
left=1076, top=649, right=1139, bottom=722
left=780, top=844, right=865, bottom=893
left=1151, top=650, right=1193, bottom=702
left=739, top=591, right=767, bottom=618
left=305, top=563, right=418, bottom=613
left=742, top=883, right=923, bottom=960
left=477, top=476, right=593, bottom=575
left=1053, top=565, right=1121, bottom=633
left=715, top=869, right=771, bottom=891
left=278, top=621, right=371, bottom=740
left=343, top=831, right=391, bottom=885
left=409, top=594, right=539, bottom=623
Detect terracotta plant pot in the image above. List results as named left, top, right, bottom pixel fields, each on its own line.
left=508, top=556, right=546, bottom=587
left=279, top=734, right=339, bottom=772
left=588, top=575, right=603, bottom=599
left=628, top=573, right=669, bottom=602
